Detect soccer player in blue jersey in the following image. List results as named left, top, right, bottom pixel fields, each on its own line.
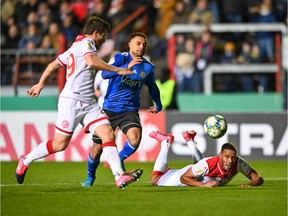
left=82, top=32, right=162, bottom=187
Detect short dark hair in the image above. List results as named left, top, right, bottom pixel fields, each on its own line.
left=221, top=142, right=237, bottom=154
left=83, top=16, right=111, bottom=35
left=129, top=32, right=147, bottom=42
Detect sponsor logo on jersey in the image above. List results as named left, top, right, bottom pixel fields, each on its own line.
left=87, top=42, right=93, bottom=50
left=140, top=71, right=146, bottom=78
left=121, top=76, right=142, bottom=87
left=194, top=168, right=204, bottom=174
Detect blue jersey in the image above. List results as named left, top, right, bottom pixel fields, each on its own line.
left=102, top=52, right=162, bottom=113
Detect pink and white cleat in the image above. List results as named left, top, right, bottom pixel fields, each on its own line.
left=183, top=130, right=197, bottom=142
left=15, top=155, right=29, bottom=184
left=149, top=131, right=174, bottom=143
left=115, top=173, right=137, bottom=189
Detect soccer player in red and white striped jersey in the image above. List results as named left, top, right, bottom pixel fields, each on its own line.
left=149, top=130, right=264, bottom=187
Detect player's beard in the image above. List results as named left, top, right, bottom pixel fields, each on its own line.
left=132, top=50, right=144, bottom=58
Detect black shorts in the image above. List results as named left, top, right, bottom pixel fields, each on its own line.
left=92, top=110, right=142, bottom=144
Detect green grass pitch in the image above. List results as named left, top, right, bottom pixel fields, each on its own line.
left=1, top=161, right=287, bottom=216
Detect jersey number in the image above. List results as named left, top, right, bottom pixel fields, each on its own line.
left=67, top=53, right=76, bottom=77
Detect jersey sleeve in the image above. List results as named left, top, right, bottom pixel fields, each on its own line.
left=57, top=50, right=69, bottom=66
left=102, top=52, right=124, bottom=79
left=191, top=158, right=209, bottom=178
left=145, top=69, right=162, bottom=111
left=237, top=156, right=253, bottom=177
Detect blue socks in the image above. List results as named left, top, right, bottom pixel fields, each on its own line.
left=87, top=153, right=100, bottom=179
left=119, top=141, right=138, bottom=172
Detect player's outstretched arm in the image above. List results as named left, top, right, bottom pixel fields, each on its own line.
left=27, top=59, right=61, bottom=97
left=85, top=55, right=134, bottom=75
left=240, top=169, right=264, bottom=187
left=180, top=168, right=220, bottom=187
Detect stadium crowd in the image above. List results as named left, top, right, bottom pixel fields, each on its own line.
left=1, top=0, right=287, bottom=96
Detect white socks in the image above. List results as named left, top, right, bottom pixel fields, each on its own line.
left=153, top=140, right=170, bottom=173
left=186, top=140, right=203, bottom=163
left=102, top=146, right=124, bottom=180
left=23, top=141, right=50, bottom=166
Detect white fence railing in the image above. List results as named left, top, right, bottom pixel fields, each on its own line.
left=203, top=64, right=278, bottom=94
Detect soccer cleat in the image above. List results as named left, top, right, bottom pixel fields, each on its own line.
left=82, top=176, right=96, bottom=187
left=115, top=174, right=136, bottom=189
left=149, top=131, right=174, bottom=143
left=183, top=130, right=197, bottom=142
left=127, top=168, right=143, bottom=181
left=15, top=155, right=29, bottom=184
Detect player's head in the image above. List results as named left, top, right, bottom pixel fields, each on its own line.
left=219, top=142, right=237, bottom=171
left=83, top=16, right=111, bottom=49
left=128, top=32, right=147, bottom=57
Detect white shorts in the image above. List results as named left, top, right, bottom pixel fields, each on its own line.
left=55, top=97, right=110, bottom=135
left=156, top=165, right=192, bottom=187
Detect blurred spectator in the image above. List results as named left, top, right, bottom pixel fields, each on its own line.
left=273, top=0, right=287, bottom=22
left=175, top=33, right=186, bottom=53
left=241, top=43, right=268, bottom=92
left=59, top=1, right=75, bottom=22
left=17, top=0, right=41, bottom=29
left=236, top=41, right=251, bottom=64
left=220, top=0, right=244, bottom=23
left=47, top=0, right=61, bottom=22
left=89, top=0, right=111, bottom=23
left=156, top=67, right=178, bottom=110
left=171, top=0, right=190, bottom=24
left=19, top=40, right=44, bottom=75
left=187, top=0, right=213, bottom=25
left=40, top=34, right=54, bottom=49
left=19, top=11, right=38, bottom=31
left=1, top=0, right=15, bottom=23
left=154, top=0, right=176, bottom=38
left=71, top=0, right=88, bottom=25
left=108, top=0, right=130, bottom=50
left=218, top=42, right=237, bottom=63
left=18, top=23, right=42, bottom=49
left=219, top=41, right=237, bottom=91
left=36, top=2, right=51, bottom=18
left=175, top=52, right=194, bottom=93
left=38, top=11, right=52, bottom=36
left=243, top=0, right=262, bottom=22
left=251, top=1, right=276, bottom=62
left=2, top=24, right=21, bottom=49
left=48, top=22, right=66, bottom=52
left=208, top=0, right=220, bottom=23
left=1, top=16, right=16, bottom=46
left=193, top=29, right=214, bottom=92
left=61, top=14, right=79, bottom=47
left=1, top=23, right=21, bottom=85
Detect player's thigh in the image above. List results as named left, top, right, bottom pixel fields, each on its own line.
left=82, top=104, right=110, bottom=134
left=55, top=98, right=81, bottom=134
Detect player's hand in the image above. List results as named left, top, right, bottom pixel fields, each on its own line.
left=148, top=105, right=159, bottom=114
left=128, top=57, right=142, bottom=69
left=27, top=84, right=42, bottom=97
left=204, top=181, right=219, bottom=187
left=117, top=68, right=135, bottom=75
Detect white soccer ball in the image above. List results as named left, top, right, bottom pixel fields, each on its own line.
left=203, top=115, right=227, bottom=139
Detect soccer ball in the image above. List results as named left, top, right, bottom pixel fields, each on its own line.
left=203, top=115, right=227, bottom=139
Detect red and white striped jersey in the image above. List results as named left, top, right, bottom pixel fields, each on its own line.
left=191, top=156, right=252, bottom=185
